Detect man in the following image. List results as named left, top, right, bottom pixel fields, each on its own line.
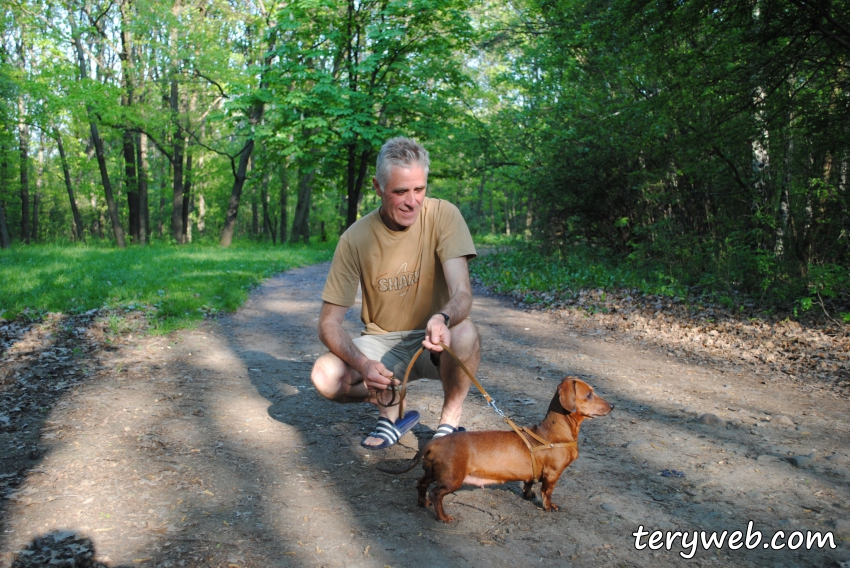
left=310, top=137, right=480, bottom=449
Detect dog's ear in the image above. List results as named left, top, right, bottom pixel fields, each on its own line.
left=558, top=378, right=577, bottom=413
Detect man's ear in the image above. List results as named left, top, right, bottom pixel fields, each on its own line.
left=372, top=176, right=382, bottom=196
left=558, top=379, right=577, bottom=413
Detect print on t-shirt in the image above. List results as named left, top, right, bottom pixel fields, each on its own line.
left=377, top=262, right=420, bottom=296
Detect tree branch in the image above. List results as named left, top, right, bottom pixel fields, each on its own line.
left=192, top=69, right=230, bottom=98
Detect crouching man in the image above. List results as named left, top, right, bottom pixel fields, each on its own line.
left=310, top=137, right=480, bottom=449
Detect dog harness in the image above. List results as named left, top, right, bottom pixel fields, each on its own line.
left=380, top=342, right=578, bottom=483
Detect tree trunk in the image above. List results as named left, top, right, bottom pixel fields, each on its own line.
left=184, top=193, right=193, bottom=242
left=0, top=201, right=10, bottom=248
left=0, top=154, right=10, bottom=247
left=476, top=173, right=487, bottom=223
left=489, top=182, right=495, bottom=234
left=120, top=0, right=138, bottom=243
left=56, top=129, right=86, bottom=241
left=290, top=168, right=316, bottom=243
left=249, top=153, right=259, bottom=235
left=31, top=194, right=39, bottom=242
left=170, top=78, right=185, bottom=243
left=775, top=118, right=792, bottom=258
left=158, top=156, right=166, bottom=237
left=218, top=26, right=277, bottom=247
left=279, top=159, right=288, bottom=244
left=345, top=148, right=372, bottom=228
left=261, top=170, right=273, bottom=241
left=182, top=145, right=193, bottom=242
left=197, top=194, right=206, bottom=233
left=18, top=92, right=30, bottom=244
left=220, top=139, right=254, bottom=247
left=840, top=152, right=848, bottom=242
left=123, top=132, right=139, bottom=242
left=504, top=191, right=511, bottom=236
left=32, top=132, right=44, bottom=242
left=136, top=132, right=149, bottom=244
left=345, top=142, right=357, bottom=228
left=90, top=121, right=127, bottom=247
left=90, top=193, right=103, bottom=239
left=69, top=12, right=126, bottom=247
left=195, top=120, right=205, bottom=236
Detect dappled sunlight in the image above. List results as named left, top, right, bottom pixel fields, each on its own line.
left=2, top=264, right=845, bottom=567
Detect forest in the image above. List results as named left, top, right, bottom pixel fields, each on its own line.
left=1, top=0, right=848, bottom=307
left=1, top=4, right=850, bottom=565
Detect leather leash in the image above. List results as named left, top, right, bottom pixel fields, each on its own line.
left=376, top=342, right=577, bottom=482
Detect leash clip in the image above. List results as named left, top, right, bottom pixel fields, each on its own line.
left=488, top=399, right=506, bottom=418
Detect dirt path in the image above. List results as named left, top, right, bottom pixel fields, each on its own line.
left=1, top=262, right=849, bottom=567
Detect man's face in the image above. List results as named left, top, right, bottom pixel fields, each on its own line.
left=374, top=164, right=427, bottom=231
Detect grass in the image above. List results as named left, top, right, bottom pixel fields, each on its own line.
left=469, top=243, right=688, bottom=304
left=0, top=241, right=335, bottom=333
left=470, top=241, right=850, bottom=322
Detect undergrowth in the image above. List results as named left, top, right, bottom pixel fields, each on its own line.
left=0, top=241, right=335, bottom=333
left=470, top=243, right=850, bottom=322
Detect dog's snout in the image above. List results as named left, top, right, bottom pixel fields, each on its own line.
left=609, top=403, right=615, bottom=411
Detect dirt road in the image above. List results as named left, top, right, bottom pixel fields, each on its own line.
left=1, top=262, right=849, bottom=567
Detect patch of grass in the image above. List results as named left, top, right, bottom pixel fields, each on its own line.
left=470, top=243, right=850, bottom=319
left=473, top=233, right=525, bottom=247
left=469, top=243, right=687, bottom=304
left=0, top=241, right=334, bottom=333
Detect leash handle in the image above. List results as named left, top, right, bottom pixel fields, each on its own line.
left=371, top=342, right=489, bottom=418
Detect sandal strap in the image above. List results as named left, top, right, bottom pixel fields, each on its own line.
left=433, top=424, right=461, bottom=439
left=369, top=417, right=401, bottom=445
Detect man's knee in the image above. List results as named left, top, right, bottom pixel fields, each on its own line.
left=311, top=353, right=346, bottom=400
left=452, top=319, right=480, bottom=357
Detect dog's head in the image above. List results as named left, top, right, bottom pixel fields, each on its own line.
left=555, top=377, right=613, bottom=418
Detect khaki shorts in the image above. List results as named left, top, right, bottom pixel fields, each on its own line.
left=353, top=331, right=440, bottom=381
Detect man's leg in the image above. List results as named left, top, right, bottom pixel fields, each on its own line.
left=437, top=319, right=480, bottom=428
left=311, top=351, right=402, bottom=446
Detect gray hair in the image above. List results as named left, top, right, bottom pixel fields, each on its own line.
left=375, top=137, right=430, bottom=192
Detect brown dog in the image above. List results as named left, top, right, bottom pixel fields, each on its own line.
left=378, top=377, right=613, bottom=522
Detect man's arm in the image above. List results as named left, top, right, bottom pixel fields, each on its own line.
left=317, top=301, right=396, bottom=390
left=422, top=255, right=473, bottom=352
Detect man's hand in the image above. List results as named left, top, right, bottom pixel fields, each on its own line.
left=319, top=301, right=396, bottom=393
left=423, top=313, right=451, bottom=352
left=359, top=359, right=397, bottom=391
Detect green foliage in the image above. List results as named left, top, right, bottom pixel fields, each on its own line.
left=0, top=242, right=334, bottom=331
left=469, top=244, right=687, bottom=304
left=472, top=244, right=849, bottom=316
left=3, top=0, right=847, bottom=315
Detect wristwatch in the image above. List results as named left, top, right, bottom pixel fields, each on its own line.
left=437, top=312, right=450, bottom=327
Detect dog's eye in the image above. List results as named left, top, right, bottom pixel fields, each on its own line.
left=586, top=393, right=593, bottom=399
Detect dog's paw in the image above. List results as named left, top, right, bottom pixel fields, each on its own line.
left=438, top=515, right=455, bottom=523
left=522, top=490, right=536, bottom=501
left=544, top=503, right=560, bottom=512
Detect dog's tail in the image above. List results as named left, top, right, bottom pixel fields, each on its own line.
left=376, top=445, right=427, bottom=475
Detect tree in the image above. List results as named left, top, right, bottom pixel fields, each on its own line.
left=67, top=5, right=126, bottom=247
left=266, top=0, right=477, bottom=235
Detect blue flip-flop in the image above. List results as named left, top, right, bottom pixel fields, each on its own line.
left=360, top=410, right=420, bottom=450
left=432, top=424, right=466, bottom=439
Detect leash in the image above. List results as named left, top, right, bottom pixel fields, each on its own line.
left=375, top=342, right=577, bottom=482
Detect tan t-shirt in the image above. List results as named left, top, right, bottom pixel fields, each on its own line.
left=322, top=197, right=476, bottom=334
